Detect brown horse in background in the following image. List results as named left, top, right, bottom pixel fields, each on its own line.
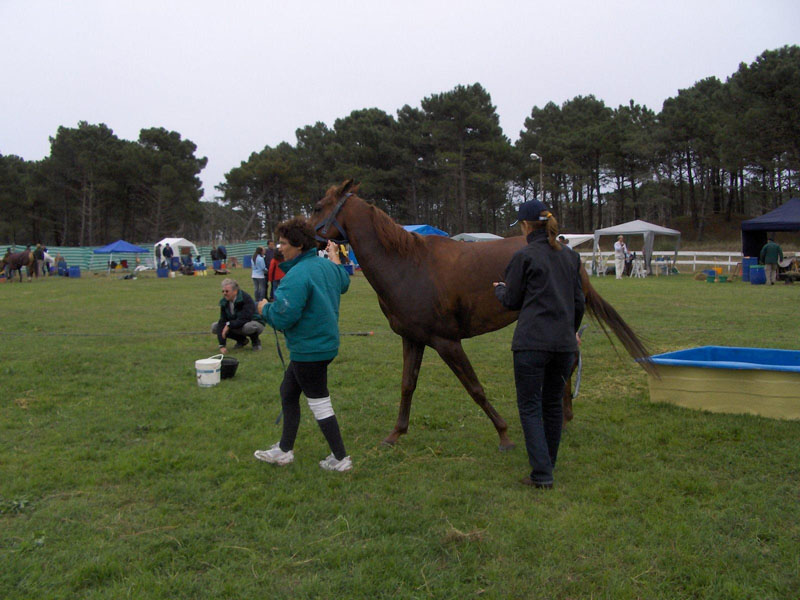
left=1, top=251, right=35, bottom=282
left=310, top=180, right=655, bottom=450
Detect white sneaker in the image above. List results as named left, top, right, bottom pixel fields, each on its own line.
left=254, top=443, right=294, bottom=465
left=319, top=454, right=352, bottom=472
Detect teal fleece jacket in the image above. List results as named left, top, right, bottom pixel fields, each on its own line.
left=260, top=249, right=350, bottom=362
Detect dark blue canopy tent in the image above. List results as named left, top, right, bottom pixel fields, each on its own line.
left=741, top=198, right=800, bottom=257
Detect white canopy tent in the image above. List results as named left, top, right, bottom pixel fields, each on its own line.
left=593, top=220, right=681, bottom=274
left=561, top=234, right=594, bottom=248
left=154, top=237, right=199, bottom=268
left=451, top=232, right=503, bottom=242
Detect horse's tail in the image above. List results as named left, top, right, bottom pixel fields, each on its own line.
left=581, top=270, right=658, bottom=376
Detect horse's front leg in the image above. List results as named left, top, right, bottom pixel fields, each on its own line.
left=383, top=336, right=425, bottom=446
left=432, top=338, right=514, bottom=451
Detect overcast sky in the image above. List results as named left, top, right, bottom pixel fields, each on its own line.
left=2, top=1, right=798, bottom=201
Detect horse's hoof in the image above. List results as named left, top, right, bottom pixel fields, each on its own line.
left=499, top=442, right=515, bottom=452
left=381, top=438, right=397, bottom=447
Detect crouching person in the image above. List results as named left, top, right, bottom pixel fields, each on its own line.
left=212, top=278, right=265, bottom=353
left=253, top=217, right=352, bottom=472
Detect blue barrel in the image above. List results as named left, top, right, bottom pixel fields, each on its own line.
left=157, top=268, right=169, bottom=278
left=212, top=260, right=222, bottom=270
left=170, top=256, right=180, bottom=271
left=68, top=266, right=81, bottom=278
left=243, top=255, right=252, bottom=268
left=749, top=265, right=766, bottom=285
left=742, top=257, right=758, bottom=282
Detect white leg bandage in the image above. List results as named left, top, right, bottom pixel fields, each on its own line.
left=307, top=396, right=335, bottom=420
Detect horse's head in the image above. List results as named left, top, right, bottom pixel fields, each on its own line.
left=309, top=179, right=360, bottom=245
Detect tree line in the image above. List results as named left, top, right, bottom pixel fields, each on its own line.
left=0, top=124, right=207, bottom=246
left=2, top=46, right=797, bottom=245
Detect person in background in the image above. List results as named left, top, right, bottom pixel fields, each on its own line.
left=494, top=199, right=584, bottom=490
left=56, top=253, right=68, bottom=276
left=155, top=243, right=162, bottom=268
left=162, top=243, right=174, bottom=269
left=760, top=236, right=783, bottom=285
left=211, top=278, right=264, bottom=353
left=263, top=240, right=275, bottom=267
left=33, top=243, right=45, bottom=278
left=254, top=217, right=351, bottom=472
left=268, top=248, right=285, bottom=301
left=251, top=246, right=267, bottom=302
left=613, top=235, right=628, bottom=279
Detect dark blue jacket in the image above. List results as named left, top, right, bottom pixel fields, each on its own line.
left=495, top=230, right=585, bottom=352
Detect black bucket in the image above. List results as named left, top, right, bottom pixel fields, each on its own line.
left=220, top=357, right=239, bottom=379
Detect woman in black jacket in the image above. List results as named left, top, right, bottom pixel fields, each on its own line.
left=494, top=200, right=585, bottom=489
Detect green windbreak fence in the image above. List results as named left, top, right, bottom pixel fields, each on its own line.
left=4, top=241, right=268, bottom=272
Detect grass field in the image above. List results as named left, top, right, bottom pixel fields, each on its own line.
left=2, top=269, right=799, bottom=599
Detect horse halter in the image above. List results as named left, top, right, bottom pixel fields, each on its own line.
left=314, top=192, right=352, bottom=244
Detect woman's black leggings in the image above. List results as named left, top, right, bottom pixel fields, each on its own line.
left=278, top=359, right=346, bottom=459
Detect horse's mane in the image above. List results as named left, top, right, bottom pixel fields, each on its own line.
left=365, top=201, right=427, bottom=261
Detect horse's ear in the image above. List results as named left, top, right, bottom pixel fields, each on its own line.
left=338, top=179, right=355, bottom=197
left=352, top=181, right=361, bottom=194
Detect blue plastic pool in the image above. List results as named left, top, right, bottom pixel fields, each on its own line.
left=650, top=346, right=800, bottom=374
left=648, top=346, right=800, bottom=420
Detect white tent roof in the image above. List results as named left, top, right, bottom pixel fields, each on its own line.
left=594, top=219, right=681, bottom=237
left=561, top=234, right=593, bottom=247
left=593, top=220, right=681, bottom=274
left=451, top=232, right=504, bottom=242
left=154, top=237, right=199, bottom=259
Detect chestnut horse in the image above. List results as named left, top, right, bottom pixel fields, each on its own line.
left=1, top=251, right=35, bottom=282
left=310, top=180, right=654, bottom=450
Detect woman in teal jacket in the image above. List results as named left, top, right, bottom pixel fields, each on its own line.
left=254, top=217, right=352, bottom=472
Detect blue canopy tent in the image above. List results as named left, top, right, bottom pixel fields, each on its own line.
left=93, top=239, right=150, bottom=273
left=403, top=224, right=449, bottom=236
left=741, top=198, right=800, bottom=257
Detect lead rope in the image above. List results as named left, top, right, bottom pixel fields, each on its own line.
left=573, top=325, right=589, bottom=397
left=272, top=324, right=287, bottom=424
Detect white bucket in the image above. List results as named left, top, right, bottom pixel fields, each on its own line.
left=195, top=354, right=223, bottom=387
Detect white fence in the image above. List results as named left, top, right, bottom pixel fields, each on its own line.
left=579, top=251, right=743, bottom=273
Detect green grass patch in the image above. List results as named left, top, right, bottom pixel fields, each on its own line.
left=1, top=270, right=799, bottom=598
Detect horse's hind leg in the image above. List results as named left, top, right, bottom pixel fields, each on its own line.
left=432, top=338, right=514, bottom=451
left=562, top=352, right=580, bottom=424
left=383, top=337, right=425, bottom=446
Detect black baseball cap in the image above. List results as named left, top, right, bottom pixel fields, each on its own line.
left=510, top=199, right=550, bottom=227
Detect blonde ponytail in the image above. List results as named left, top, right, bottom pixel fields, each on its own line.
left=539, top=211, right=561, bottom=251
left=522, top=209, right=561, bottom=250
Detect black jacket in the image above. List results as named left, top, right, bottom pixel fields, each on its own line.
left=217, top=289, right=259, bottom=330
left=495, top=230, right=585, bottom=352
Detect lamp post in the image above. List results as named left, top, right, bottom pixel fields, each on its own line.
left=530, top=153, right=543, bottom=202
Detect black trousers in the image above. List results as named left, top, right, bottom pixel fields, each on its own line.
left=278, top=359, right=346, bottom=459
